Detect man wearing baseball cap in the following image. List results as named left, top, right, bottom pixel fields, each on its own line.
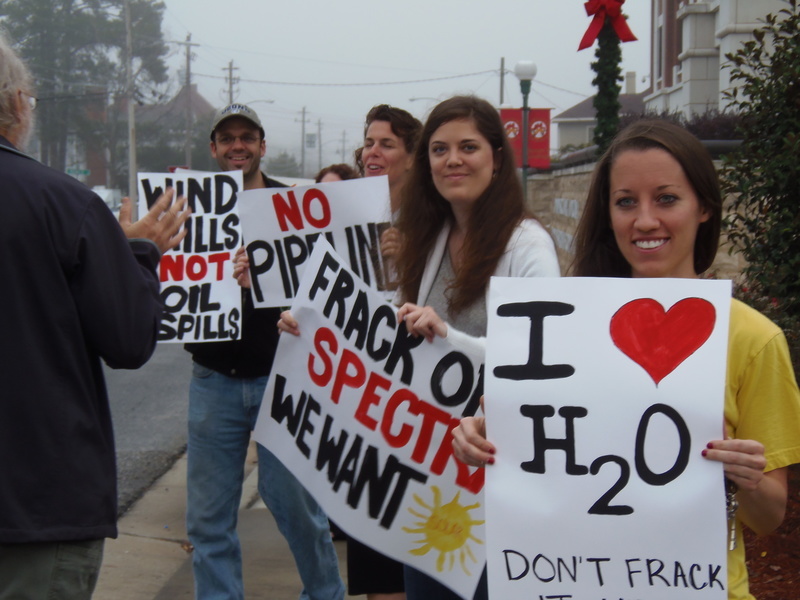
left=208, top=103, right=266, bottom=189
left=184, top=104, right=344, bottom=599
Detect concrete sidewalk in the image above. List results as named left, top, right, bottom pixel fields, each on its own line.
left=93, top=443, right=355, bottom=600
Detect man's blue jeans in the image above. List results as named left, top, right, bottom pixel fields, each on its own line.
left=187, top=362, right=344, bottom=600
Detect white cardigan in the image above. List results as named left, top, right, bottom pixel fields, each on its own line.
left=408, top=218, right=561, bottom=356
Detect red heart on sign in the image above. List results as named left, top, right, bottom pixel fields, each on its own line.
left=610, top=298, right=716, bottom=385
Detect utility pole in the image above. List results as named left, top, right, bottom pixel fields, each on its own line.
left=223, top=60, right=239, bottom=104
left=184, top=35, right=192, bottom=168
left=317, top=119, right=322, bottom=173
left=340, top=130, right=347, bottom=162
left=124, top=0, right=137, bottom=214
left=174, top=34, right=199, bottom=168
left=499, top=57, right=505, bottom=105
left=297, top=107, right=309, bottom=177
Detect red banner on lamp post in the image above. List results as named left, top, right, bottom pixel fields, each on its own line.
left=500, top=108, right=551, bottom=169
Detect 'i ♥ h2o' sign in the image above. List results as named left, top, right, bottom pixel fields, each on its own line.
left=484, top=277, right=732, bottom=600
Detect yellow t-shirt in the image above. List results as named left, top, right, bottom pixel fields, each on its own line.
left=724, top=299, right=800, bottom=599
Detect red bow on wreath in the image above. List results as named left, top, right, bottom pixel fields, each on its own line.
left=578, top=0, right=637, bottom=51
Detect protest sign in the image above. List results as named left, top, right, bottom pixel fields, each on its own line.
left=138, top=171, right=243, bottom=343
left=237, top=176, right=392, bottom=307
left=254, top=240, right=486, bottom=599
left=484, top=277, right=732, bottom=599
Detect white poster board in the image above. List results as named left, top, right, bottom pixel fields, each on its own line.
left=484, top=277, right=732, bottom=599
left=255, top=240, right=486, bottom=600
left=138, top=170, right=243, bottom=343
left=237, top=176, right=392, bottom=307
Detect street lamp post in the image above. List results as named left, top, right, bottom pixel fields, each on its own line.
left=514, top=61, right=537, bottom=204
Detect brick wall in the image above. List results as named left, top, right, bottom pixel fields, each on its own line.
left=527, top=164, right=746, bottom=280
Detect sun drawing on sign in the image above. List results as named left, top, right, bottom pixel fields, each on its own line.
left=402, top=486, right=484, bottom=575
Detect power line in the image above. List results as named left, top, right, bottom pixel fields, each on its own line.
left=193, top=68, right=591, bottom=101
left=37, top=91, right=108, bottom=102
left=190, top=42, right=460, bottom=76
left=532, top=89, right=564, bottom=111
left=193, top=69, right=498, bottom=87
left=536, top=80, right=589, bottom=97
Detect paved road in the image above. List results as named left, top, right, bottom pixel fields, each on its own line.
left=104, top=343, right=192, bottom=515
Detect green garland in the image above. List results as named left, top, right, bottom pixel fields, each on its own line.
left=591, top=18, right=623, bottom=154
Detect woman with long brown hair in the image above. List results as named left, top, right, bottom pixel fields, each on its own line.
left=452, top=120, right=800, bottom=600
left=394, top=95, right=559, bottom=354
left=278, top=104, right=422, bottom=600
left=345, top=104, right=421, bottom=600
left=279, top=95, right=559, bottom=600
left=393, top=95, right=560, bottom=599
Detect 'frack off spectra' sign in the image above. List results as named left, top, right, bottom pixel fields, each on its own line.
left=138, top=170, right=243, bottom=343
left=237, top=176, right=393, bottom=307
left=484, top=277, right=731, bottom=599
left=254, top=240, right=486, bottom=600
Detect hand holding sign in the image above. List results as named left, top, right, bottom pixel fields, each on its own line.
left=232, top=246, right=251, bottom=288
left=703, top=438, right=768, bottom=494
left=276, top=310, right=300, bottom=336
left=397, top=303, right=449, bottom=343
left=380, top=226, right=401, bottom=259
left=451, top=397, right=494, bottom=468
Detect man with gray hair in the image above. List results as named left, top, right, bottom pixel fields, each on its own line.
left=0, top=31, right=189, bottom=598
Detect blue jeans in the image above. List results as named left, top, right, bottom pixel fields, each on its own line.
left=187, top=363, right=344, bottom=600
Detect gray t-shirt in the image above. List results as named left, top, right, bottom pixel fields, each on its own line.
left=424, top=249, right=487, bottom=338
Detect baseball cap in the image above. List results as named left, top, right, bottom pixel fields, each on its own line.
left=210, top=103, right=265, bottom=140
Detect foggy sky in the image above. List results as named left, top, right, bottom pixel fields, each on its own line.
left=161, top=0, right=651, bottom=170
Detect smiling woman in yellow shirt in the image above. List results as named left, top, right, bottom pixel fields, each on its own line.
left=453, top=119, right=800, bottom=600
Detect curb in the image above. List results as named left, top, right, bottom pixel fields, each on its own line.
left=94, top=442, right=351, bottom=599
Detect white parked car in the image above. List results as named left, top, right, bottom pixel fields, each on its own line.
left=92, top=186, right=123, bottom=218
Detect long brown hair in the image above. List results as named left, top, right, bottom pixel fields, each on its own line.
left=395, top=95, right=528, bottom=312
left=572, top=119, right=722, bottom=277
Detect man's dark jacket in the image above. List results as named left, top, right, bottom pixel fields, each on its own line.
left=0, top=136, right=163, bottom=543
